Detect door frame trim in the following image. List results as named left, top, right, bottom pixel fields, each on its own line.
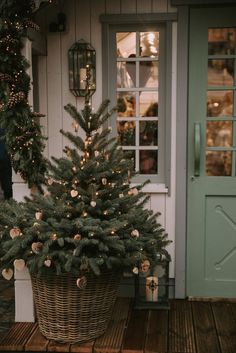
left=175, top=5, right=189, bottom=298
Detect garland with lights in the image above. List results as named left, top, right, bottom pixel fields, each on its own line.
left=0, top=0, right=47, bottom=189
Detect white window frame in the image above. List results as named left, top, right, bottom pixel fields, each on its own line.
left=101, top=14, right=175, bottom=191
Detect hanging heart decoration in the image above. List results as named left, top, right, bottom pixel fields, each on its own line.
left=9, top=227, right=22, bottom=239
left=2, top=268, right=13, bottom=280
left=44, top=259, right=52, bottom=267
left=13, top=259, right=25, bottom=271
left=70, top=189, right=78, bottom=198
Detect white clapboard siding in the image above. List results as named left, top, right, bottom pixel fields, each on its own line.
left=38, top=56, right=48, bottom=157
left=121, top=0, right=137, bottom=13
left=91, top=0, right=105, bottom=110
left=105, top=0, right=121, bottom=14
left=137, top=0, right=152, bottom=13
left=152, top=0, right=168, bottom=12
left=61, top=1, right=77, bottom=151
left=14, top=0, right=177, bottom=321
left=47, top=33, right=63, bottom=159
left=168, top=0, right=177, bottom=12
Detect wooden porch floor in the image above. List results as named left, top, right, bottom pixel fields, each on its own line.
left=0, top=297, right=236, bottom=353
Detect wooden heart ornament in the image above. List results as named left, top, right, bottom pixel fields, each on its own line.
left=9, top=227, right=22, bottom=239
left=71, top=189, right=78, bottom=198
left=44, top=259, right=52, bottom=267
left=2, top=268, right=13, bottom=280
left=13, top=259, right=25, bottom=271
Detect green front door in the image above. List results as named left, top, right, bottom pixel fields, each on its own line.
left=187, top=6, right=236, bottom=298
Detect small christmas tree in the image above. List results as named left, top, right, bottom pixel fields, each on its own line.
left=0, top=99, right=170, bottom=280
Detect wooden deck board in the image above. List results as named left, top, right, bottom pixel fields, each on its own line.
left=122, top=308, right=148, bottom=353
left=0, top=322, right=36, bottom=351
left=191, top=301, right=221, bottom=353
left=25, top=326, right=49, bottom=351
left=1, top=299, right=236, bottom=353
left=70, top=339, right=94, bottom=353
left=47, top=340, right=70, bottom=352
left=145, top=310, right=168, bottom=353
left=212, top=302, right=236, bottom=353
left=168, top=300, right=196, bottom=353
left=94, top=297, right=131, bottom=353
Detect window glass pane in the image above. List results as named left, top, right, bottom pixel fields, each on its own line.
left=117, top=121, right=135, bottom=146
left=117, top=92, right=136, bottom=117
left=140, top=61, right=158, bottom=88
left=140, top=32, right=159, bottom=57
left=140, top=121, right=158, bottom=146
left=123, top=150, right=135, bottom=171
left=140, top=150, right=158, bottom=174
left=116, top=30, right=162, bottom=178
left=208, top=59, right=234, bottom=86
left=117, top=62, right=135, bottom=88
left=140, top=92, right=158, bottom=117
left=208, top=28, right=236, bottom=55
left=206, top=121, right=232, bottom=147
left=125, top=61, right=136, bottom=87
left=116, top=32, right=136, bottom=58
left=207, top=90, right=233, bottom=117
left=206, top=151, right=232, bottom=176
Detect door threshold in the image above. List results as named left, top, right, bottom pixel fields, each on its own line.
left=188, top=296, right=236, bottom=302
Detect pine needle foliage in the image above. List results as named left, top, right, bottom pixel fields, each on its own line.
left=0, top=99, right=170, bottom=277
left=0, top=0, right=47, bottom=188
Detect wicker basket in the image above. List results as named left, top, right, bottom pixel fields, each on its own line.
left=31, top=270, right=121, bottom=343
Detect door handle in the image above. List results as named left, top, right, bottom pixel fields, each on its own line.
left=194, top=122, right=201, bottom=177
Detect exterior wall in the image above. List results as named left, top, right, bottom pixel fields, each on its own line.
left=14, top=0, right=177, bottom=320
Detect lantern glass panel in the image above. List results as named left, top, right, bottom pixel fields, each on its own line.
left=68, top=40, right=96, bottom=97
left=135, top=259, right=170, bottom=309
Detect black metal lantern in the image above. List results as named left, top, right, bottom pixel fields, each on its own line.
left=134, top=255, right=170, bottom=309
left=68, top=39, right=96, bottom=98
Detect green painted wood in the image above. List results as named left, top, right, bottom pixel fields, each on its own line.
left=187, top=6, right=236, bottom=298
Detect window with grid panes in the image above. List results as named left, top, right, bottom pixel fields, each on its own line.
left=115, top=28, right=166, bottom=182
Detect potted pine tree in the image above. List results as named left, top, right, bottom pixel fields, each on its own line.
left=0, top=99, right=170, bottom=343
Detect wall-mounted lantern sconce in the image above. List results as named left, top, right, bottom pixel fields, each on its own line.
left=68, top=39, right=96, bottom=99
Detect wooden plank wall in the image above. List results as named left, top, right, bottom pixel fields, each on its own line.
left=30, top=0, right=177, bottom=276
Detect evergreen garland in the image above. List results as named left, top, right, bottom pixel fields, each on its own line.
left=0, top=0, right=47, bottom=188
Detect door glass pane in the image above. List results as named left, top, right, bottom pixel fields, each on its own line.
left=206, top=151, right=232, bottom=176
left=208, top=28, right=236, bottom=55
left=206, top=121, right=232, bottom=147
left=207, top=90, right=233, bottom=117
left=206, top=27, right=235, bottom=177
left=208, top=59, right=234, bottom=86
